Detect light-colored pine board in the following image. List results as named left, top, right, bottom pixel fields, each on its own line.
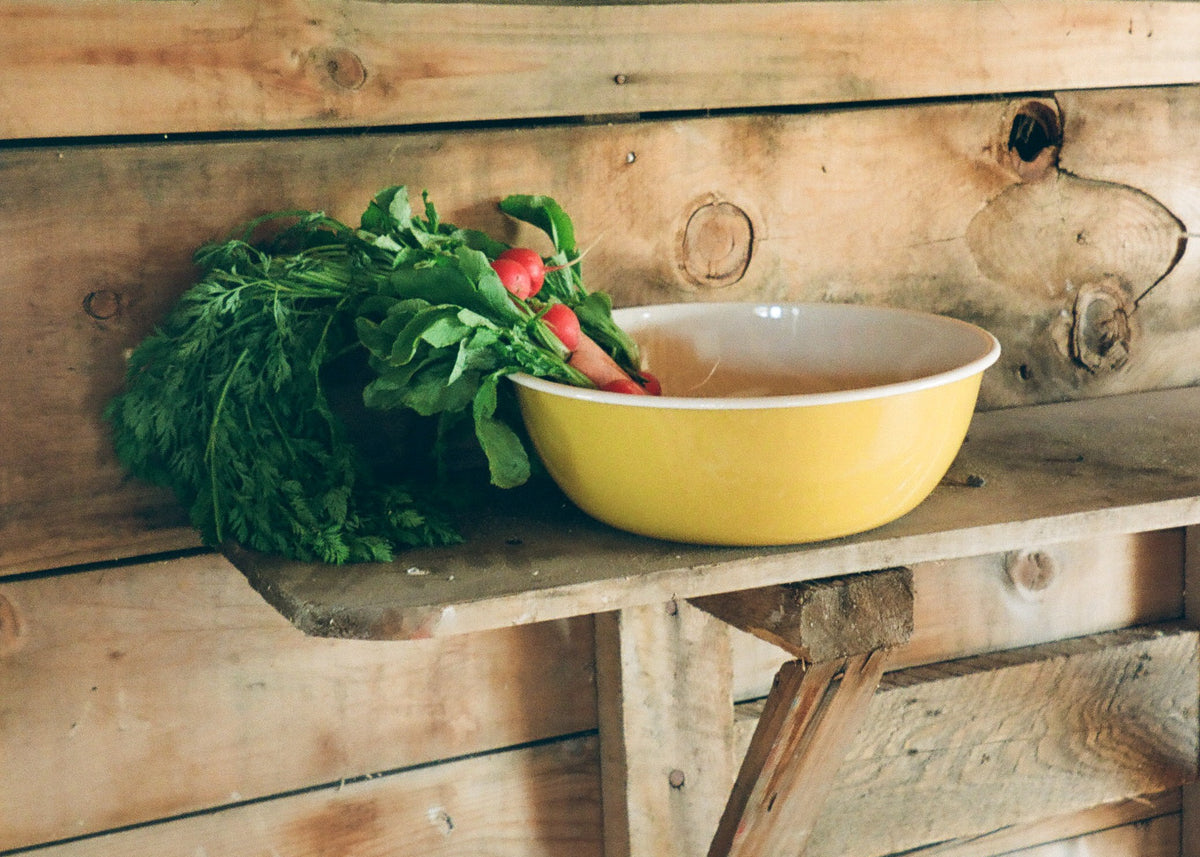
left=902, top=799, right=1181, bottom=857
left=21, top=733, right=602, bottom=857
left=714, top=652, right=889, bottom=857
left=0, top=554, right=596, bottom=851
left=229, top=385, right=1200, bottom=640
left=5, top=1, right=1200, bottom=140
left=595, top=600, right=734, bottom=857
left=798, top=624, right=1198, bottom=857
left=6, top=86, right=1200, bottom=573
left=995, top=811, right=1180, bottom=857
left=732, top=528, right=1186, bottom=699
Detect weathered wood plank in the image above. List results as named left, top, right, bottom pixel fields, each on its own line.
left=0, top=554, right=596, bottom=851
left=1181, top=524, right=1200, bottom=855
left=6, top=1, right=1200, bottom=140
left=794, top=624, right=1198, bottom=857
left=713, top=651, right=889, bottom=857
left=5, top=86, right=1200, bottom=573
left=21, top=733, right=602, bottom=857
left=997, top=811, right=1180, bottom=857
left=894, top=793, right=1180, bottom=857
left=594, top=600, right=735, bottom=857
left=691, top=568, right=913, bottom=661
left=731, top=529, right=1185, bottom=700
left=734, top=629, right=1196, bottom=856
left=227, top=385, right=1200, bottom=640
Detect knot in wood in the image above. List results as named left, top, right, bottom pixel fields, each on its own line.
left=1070, top=278, right=1134, bottom=373
left=1006, top=100, right=1062, bottom=182
left=82, top=289, right=122, bottom=320
left=323, top=48, right=367, bottom=90
left=679, top=199, right=754, bottom=289
left=1004, top=550, right=1057, bottom=599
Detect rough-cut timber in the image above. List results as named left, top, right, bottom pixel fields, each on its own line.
left=712, top=652, right=890, bottom=857
left=22, top=734, right=603, bottom=857
left=889, top=792, right=1180, bottom=857
left=797, top=624, right=1199, bottom=857
left=0, top=554, right=597, bottom=851
left=5, top=1, right=1200, bottom=140
left=594, top=601, right=735, bottom=857
left=5, top=87, right=1200, bottom=572
left=690, top=568, right=913, bottom=661
left=227, top=386, right=1200, bottom=640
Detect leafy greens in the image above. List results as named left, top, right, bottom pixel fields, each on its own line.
left=106, top=187, right=639, bottom=564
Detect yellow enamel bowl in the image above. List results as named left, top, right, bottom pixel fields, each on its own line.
left=510, top=302, right=1000, bottom=546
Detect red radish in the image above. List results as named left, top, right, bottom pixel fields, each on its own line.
left=601, top=378, right=647, bottom=395
left=638, top=370, right=662, bottom=396
left=498, top=247, right=546, bottom=295
left=542, top=303, right=581, bottom=352
left=491, top=258, right=534, bottom=299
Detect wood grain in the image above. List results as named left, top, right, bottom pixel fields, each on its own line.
left=0, top=554, right=596, bottom=850
left=897, top=793, right=1180, bottom=857
left=731, top=528, right=1186, bottom=699
left=6, top=1, right=1200, bottom=140
left=227, top=385, right=1200, bottom=640
left=713, top=652, right=889, bottom=857
left=24, top=733, right=602, bottom=857
left=594, top=600, right=735, bottom=857
left=800, top=624, right=1199, bottom=857
left=5, top=86, right=1200, bottom=572
left=691, top=568, right=913, bottom=661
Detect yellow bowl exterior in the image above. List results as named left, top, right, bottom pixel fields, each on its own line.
left=514, top=372, right=983, bottom=545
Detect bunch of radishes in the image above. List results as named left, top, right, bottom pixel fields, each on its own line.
left=490, top=247, right=661, bottom=396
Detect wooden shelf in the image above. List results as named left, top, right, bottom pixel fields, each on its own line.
left=226, top=385, right=1200, bottom=641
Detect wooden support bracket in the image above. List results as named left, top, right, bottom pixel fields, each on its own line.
left=595, top=600, right=737, bottom=857
left=692, top=569, right=913, bottom=857
left=689, top=567, right=913, bottom=661
left=709, top=650, right=889, bottom=856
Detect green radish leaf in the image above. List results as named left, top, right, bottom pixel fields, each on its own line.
left=473, top=373, right=530, bottom=489
left=499, top=194, right=577, bottom=256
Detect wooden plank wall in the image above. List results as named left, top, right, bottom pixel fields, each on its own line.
left=4, top=2, right=1200, bottom=855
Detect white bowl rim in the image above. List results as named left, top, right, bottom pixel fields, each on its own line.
left=508, top=302, right=1001, bottom=410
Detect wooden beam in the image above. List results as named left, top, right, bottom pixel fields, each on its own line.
left=7, top=1, right=1200, bottom=139
left=225, top=385, right=1200, bottom=640
left=594, top=600, right=736, bottom=857
left=729, top=529, right=1185, bottom=700
left=690, top=568, right=912, bottom=660
left=776, top=624, right=1198, bottom=857
left=709, top=651, right=889, bottom=857
left=726, top=627, right=1199, bottom=856
left=895, top=792, right=1180, bottom=857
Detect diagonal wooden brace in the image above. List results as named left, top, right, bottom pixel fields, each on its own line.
left=692, top=568, right=913, bottom=857
left=708, top=650, right=889, bottom=856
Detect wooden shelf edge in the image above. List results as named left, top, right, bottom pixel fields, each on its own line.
left=227, top=385, right=1200, bottom=641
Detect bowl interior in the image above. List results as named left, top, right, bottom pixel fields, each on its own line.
left=611, top=302, right=999, bottom=403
